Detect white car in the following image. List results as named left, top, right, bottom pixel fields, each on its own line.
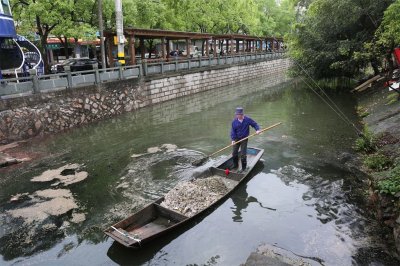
left=182, top=46, right=202, bottom=58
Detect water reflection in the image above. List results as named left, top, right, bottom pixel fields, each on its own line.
left=231, top=184, right=277, bottom=223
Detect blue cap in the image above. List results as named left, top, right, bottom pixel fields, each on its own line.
left=235, top=107, right=244, bottom=115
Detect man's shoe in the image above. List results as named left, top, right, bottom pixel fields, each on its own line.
left=238, top=168, right=246, bottom=173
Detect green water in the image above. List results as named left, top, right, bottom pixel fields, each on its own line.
left=0, top=77, right=398, bottom=265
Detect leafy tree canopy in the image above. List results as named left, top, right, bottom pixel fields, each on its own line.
left=12, top=0, right=296, bottom=39
left=288, top=0, right=395, bottom=79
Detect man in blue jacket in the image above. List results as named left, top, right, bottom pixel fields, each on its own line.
left=230, top=107, right=260, bottom=171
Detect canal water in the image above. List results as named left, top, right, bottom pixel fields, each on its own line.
left=1, top=77, right=399, bottom=265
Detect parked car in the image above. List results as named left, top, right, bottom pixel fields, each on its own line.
left=53, top=58, right=101, bottom=73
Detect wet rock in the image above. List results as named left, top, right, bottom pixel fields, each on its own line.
left=241, top=244, right=321, bottom=266
left=337, top=152, right=354, bottom=164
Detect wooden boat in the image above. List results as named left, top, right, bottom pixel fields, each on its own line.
left=104, top=147, right=264, bottom=248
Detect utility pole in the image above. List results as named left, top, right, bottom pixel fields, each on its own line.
left=98, top=0, right=106, bottom=69
left=115, top=0, right=125, bottom=66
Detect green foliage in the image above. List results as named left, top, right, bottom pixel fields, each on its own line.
left=356, top=106, right=369, bottom=118
left=354, top=127, right=376, bottom=152
left=386, top=92, right=399, bottom=105
left=10, top=0, right=297, bottom=72
left=364, top=153, right=392, bottom=171
left=288, top=0, right=394, bottom=79
left=12, top=0, right=296, bottom=39
left=377, top=164, right=400, bottom=195
left=375, top=0, right=400, bottom=49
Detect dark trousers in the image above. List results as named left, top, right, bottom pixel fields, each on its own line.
left=232, top=139, right=248, bottom=169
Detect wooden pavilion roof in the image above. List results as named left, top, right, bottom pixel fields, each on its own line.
left=104, top=27, right=284, bottom=41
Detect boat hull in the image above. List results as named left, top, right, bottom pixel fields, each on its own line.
left=104, top=147, right=264, bottom=248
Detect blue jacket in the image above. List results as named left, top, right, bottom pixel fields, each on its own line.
left=231, top=116, right=260, bottom=141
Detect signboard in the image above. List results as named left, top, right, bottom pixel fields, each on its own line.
left=46, top=43, right=60, bottom=50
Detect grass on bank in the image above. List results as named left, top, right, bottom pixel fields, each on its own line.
left=356, top=106, right=370, bottom=118
left=363, top=153, right=392, bottom=171
left=377, top=164, right=400, bottom=195
left=355, top=125, right=400, bottom=195
left=386, top=92, right=399, bottom=105
left=354, top=126, right=376, bottom=153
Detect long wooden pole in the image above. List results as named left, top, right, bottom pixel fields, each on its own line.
left=208, top=122, right=282, bottom=157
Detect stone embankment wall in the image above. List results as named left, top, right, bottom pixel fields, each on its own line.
left=0, top=58, right=291, bottom=144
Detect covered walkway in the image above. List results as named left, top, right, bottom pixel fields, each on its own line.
left=104, top=28, right=284, bottom=66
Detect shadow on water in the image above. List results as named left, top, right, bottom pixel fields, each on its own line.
left=231, top=183, right=277, bottom=223
left=106, top=162, right=265, bottom=265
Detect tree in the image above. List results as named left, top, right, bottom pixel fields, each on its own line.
left=11, top=0, right=296, bottom=71
left=52, top=0, right=97, bottom=59
left=11, top=0, right=80, bottom=73
left=288, top=0, right=394, bottom=79
left=375, top=0, right=400, bottom=72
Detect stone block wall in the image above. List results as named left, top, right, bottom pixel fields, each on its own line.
left=0, top=58, right=291, bottom=144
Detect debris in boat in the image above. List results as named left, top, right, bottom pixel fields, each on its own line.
left=7, top=189, right=78, bottom=224
left=60, top=221, right=71, bottom=230
left=160, top=175, right=238, bottom=217
left=70, top=212, right=86, bottom=224
left=30, top=163, right=88, bottom=186
left=116, top=182, right=130, bottom=189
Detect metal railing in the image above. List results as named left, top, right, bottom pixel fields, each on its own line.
left=0, top=51, right=285, bottom=98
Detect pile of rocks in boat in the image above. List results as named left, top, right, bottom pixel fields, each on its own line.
left=161, top=175, right=238, bottom=217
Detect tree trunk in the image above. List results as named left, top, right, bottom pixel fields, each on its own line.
left=64, top=36, right=69, bottom=59
left=73, top=37, right=79, bottom=58
left=39, top=34, right=49, bottom=74
left=36, top=16, right=57, bottom=74
left=370, top=58, right=380, bottom=76
left=147, top=40, right=153, bottom=59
